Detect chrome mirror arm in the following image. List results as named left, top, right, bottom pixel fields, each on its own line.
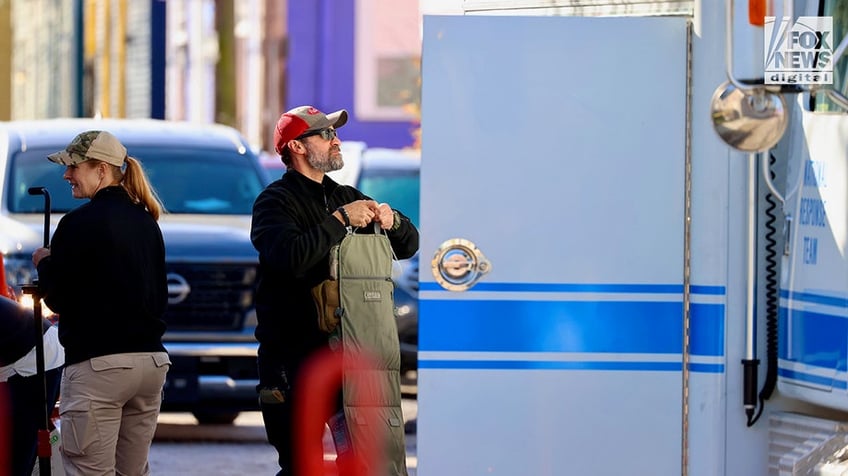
left=724, top=0, right=783, bottom=114
left=711, top=0, right=788, bottom=152
left=821, top=89, right=848, bottom=109
left=725, top=0, right=759, bottom=93
left=833, top=31, right=848, bottom=64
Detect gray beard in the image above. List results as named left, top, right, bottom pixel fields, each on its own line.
left=307, top=150, right=344, bottom=173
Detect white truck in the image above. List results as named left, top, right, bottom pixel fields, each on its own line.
left=415, top=0, right=848, bottom=474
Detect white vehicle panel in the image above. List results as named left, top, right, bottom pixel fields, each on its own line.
left=419, top=14, right=689, bottom=475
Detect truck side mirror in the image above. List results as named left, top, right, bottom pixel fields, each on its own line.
left=710, top=81, right=788, bottom=152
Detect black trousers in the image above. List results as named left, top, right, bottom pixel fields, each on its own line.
left=259, top=395, right=294, bottom=476
left=257, top=353, right=298, bottom=476
left=259, top=386, right=353, bottom=476
left=258, top=353, right=349, bottom=476
left=6, top=368, right=62, bottom=476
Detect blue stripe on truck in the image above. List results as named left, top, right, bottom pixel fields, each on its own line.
left=420, top=300, right=723, bottom=355
left=418, top=283, right=725, bottom=372
left=779, top=307, right=848, bottom=371
left=420, top=282, right=726, bottom=295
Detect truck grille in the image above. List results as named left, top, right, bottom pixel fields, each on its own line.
left=164, top=263, right=257, bottom=331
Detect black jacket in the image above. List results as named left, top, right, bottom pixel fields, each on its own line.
left=250, top=170, right=418, bottom=373
left=36, top=186, right=168, bottom=365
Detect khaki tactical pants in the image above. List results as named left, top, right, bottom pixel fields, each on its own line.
left=59, top=352, right=170, bottom=476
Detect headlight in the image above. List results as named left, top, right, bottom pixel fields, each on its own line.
left=3, top=254, right=55, bottom=318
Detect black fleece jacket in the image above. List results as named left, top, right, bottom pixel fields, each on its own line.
left=250, top=170, right=419, bottom=374
left=36, top=186, right=167, bottom=365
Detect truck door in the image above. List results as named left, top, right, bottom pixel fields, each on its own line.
left=419, top=14, right=689, bottom=475
left=779, top=105, right=848, bottom=407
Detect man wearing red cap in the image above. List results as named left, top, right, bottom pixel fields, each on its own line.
left=251, top=105, right=419, bottom=475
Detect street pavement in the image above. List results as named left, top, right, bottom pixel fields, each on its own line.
left=150, top=399, right=418, bottom=475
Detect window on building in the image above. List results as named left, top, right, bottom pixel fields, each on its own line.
left=354, top=0, right=421, bottom=121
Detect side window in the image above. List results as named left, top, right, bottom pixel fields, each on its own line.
left=8, top=146, right=264, bottom=215
left=143, top=151, right=265, bottom=215
left=358, top=173, right=420, bottom=228
left=8, top=152, right=79, bottom=213
left=816, top=1, right=848, bottom=111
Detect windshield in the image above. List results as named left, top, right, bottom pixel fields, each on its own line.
left=816, top=0, right=848, bottom=111
left=8, top=146, right=266, bottom=214
left=357, top=168, right=420, bottom=228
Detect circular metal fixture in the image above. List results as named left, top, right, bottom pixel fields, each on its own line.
left=431, top=238, right=491, bottom=291
left=710, top=81, right=788, bottom=152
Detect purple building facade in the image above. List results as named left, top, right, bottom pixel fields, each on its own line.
left=286, top=0, right=420, bottom=149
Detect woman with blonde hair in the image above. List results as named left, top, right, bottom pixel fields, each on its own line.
left=32, top=130, right=171, bottom=476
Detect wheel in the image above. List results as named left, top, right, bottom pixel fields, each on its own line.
left=192, top=411, right=240, bottom=425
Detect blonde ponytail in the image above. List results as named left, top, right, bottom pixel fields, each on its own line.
left=119, top=157, right=166, bottom=220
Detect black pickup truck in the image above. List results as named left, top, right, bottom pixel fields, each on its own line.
left=0, top=118, right=267, bottom=424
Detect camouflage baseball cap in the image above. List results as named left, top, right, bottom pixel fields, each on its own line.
left=47, top=130, right=128, bottom=167
left=273, top=105, right=348, bottom=154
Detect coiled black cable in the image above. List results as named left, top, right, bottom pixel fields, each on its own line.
left=748, top=153, right=780, bottom=427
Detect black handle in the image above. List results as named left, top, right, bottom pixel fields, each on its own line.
left=27, top=187, right=51, bottom=248
left=742, top=358, right=760, bottom=425
left=25, top=187, right=52, bottom=474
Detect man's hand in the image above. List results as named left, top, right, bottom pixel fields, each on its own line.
left=373, top=203, right=394, bottom=230
left=32, top=247, right=50, bottom=266
left=337, top=200, right=378, bottom=228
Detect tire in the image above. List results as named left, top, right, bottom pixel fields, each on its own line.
left=192, top=411, right=240, bottom=425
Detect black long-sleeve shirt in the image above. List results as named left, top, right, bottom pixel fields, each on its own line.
left=250, top=170, right=419, bottom=370
left=36, top=186, right=167, bottom=365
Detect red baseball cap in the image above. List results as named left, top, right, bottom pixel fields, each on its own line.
left=273, top=105, right=348, bottom=154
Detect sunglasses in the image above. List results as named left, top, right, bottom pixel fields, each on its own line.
left=296, top=128, right=337, bottom=141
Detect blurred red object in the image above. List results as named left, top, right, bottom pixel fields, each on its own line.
left=295, top=349, right=382, bottom=476
left=0, top=259, right=9, bottom=299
